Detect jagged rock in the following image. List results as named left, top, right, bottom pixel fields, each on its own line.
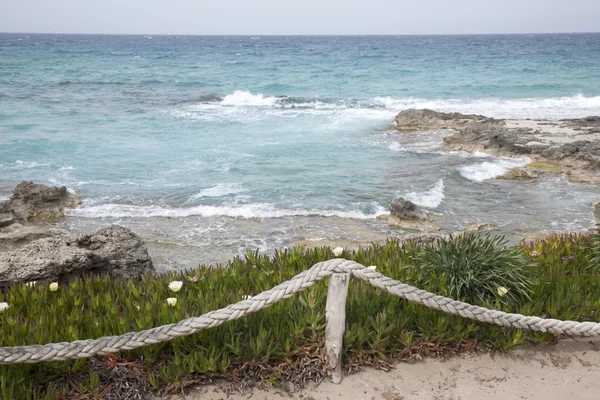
left=0, top=213, right=15, bottom=228
left=384, top=198, right=440, bottom=232
left=464, top=222, right=497, bottom=232
left=393, top=109, right=497, bottom=132
left=71, top=226, right=154, bottom=280
left=0, top=226, right=154, bottom=285
left=390, top=198, right=429, bottom=220
left=8, top=181, right=82, bottom=223
left=498, top=168, right=539, bottom=181
left=0, top=223, right=67, bottom=252
left=393, top=109, right=600, bottom=184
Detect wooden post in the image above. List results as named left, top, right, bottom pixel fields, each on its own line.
left=325, top=272, right=350, bottom=384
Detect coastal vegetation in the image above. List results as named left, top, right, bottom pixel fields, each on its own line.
left=0, top=232, right=598, bottom=399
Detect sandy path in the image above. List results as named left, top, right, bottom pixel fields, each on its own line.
left=169, top=338, right=600, bottom=400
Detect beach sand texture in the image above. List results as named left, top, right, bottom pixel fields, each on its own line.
left=174, top=338, right=600, bottom=400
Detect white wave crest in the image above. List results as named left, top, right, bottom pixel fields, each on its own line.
left=404, top=179, right=445, bottom=208
left=220, top=90, right=277, bottom=107
left=174, top=93, right=600, bottom=123
left=458, top=158, right=530, bottom=182
left=388, top=142, right=405, bottom=152
left=189, top=183, right=246, bottom=199
left=374, top=94, right=600, bottom=119
left=66, top=203, right=388, bottom=220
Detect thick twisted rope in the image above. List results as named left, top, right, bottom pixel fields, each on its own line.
left=2, top=259, right=600, bottom=364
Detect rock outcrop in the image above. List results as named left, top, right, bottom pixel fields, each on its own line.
left=0, top=226, right=155, bottom=285
left=393, top=109, right=600, bottom=184
left=8, top=181, right=82, bottom=223
left=379, top=197, right=440, bottom=232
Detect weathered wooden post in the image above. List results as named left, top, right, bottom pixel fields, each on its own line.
left=325, top=272, right=350, bottom=384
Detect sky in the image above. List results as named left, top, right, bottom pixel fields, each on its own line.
left=1, top=0, right=599, bottom=35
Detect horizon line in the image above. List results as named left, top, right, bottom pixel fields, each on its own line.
left=1, top=31, right=599, bottom=37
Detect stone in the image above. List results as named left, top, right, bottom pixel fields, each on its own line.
left=386, top=198, right=440, bottom=232
left=390, top=197, right=430, bottom=221
left=464, top=222, right=497, bottom=232
left=498, top=168, right=539, bottom=181
left=592, top=200, right=600, bottom=223
left=8, top=181, right=82, bottom=223
left=71, top=226, right=155, bottom=280
left=0, top=213, right=15, bottom=228
left=0, top=225, right=154, bottom=286
left=393, top=109, right=600, bottom=184
left=0, top=223, right=67, bottom=252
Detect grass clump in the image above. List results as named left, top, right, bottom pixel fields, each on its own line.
left=410, top=234, right=533, bottom=306
left=0, top=233, right=598, bottom=399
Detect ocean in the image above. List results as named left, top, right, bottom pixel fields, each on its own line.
left=1, top=33, right=599, bottom=270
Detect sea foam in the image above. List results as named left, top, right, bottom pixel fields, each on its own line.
left=220, top=90, right=277, bottom=106
left=189, top=183, right=246, bottom=199
left=67, top=203, right=388, bottom=220
left=458, top=158, right=530, bottom=182
left=404, top=179, right=445, bottom=208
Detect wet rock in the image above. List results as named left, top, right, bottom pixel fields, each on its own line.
left=498, top=168, right=539, bottom=181
left=385, top=198, right=440, bottom=232
left=8, top=181, right=82, bottom=223
left=393, top=109, right=600, bottom=184
left=464, top=222, right=497, bottom=232
left=0, top=225, right=154, bottom=286
left=394, top=109, right=497, bottom=132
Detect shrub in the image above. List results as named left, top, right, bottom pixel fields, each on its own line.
left=410, top=234, right=533, bottom=307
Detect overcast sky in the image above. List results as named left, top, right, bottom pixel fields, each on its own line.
left=1, top=0, right=599, bottom=35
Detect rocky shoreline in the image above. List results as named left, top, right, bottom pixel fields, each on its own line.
left=393, top=109, right=600, bottom=184
left=0, top=182, right=154, bottom=286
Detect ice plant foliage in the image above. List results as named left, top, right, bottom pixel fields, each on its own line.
left=168, top=281, right=183, bottom=292
left=0, top=234, right=597, bottom=399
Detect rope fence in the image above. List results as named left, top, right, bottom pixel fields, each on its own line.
left=1, top=258, right=600, bottom=382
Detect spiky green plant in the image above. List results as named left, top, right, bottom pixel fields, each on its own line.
left=410, top=234, right=533, bottom=307
left=589, top=226, right=600, bottom=270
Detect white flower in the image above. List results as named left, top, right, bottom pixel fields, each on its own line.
left=25, top=281, right=37, bottom=288
left=0, top=302, right=9, bottom=313
left=332, top=247, right=344, bottom=257
left=166, top=298, right=177, bottom=307
left=242, top=295, right=252, bottom=300
left=49, top=282, right=59, bottom=292
left=367, top=266, right=377, bottom=271
left=497, top=286, right=509, bottom=297
left=168, top=281, right=183, bottom=292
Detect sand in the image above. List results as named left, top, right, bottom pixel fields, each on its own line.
left=165, top=338, right=600, bottom=400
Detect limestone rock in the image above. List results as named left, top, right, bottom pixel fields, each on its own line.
left=0, top=223, right=67, bottom=252
left=394, top=109, right=497, bottom=132
left=464, top=222, right=497, bottom=232
left=498, top=168, right=539, bottom=181
left=385, top=198, right=440, bottom=232
left=71, top=226, right=155, bottom=280
left=0, top=225, right=154, bottom=285
left=592, top=200, right=600, bottom=223
left=8, top=181, right=82, bottom=223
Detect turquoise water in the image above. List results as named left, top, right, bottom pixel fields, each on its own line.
left=1, top=34, right=599, bottom=269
